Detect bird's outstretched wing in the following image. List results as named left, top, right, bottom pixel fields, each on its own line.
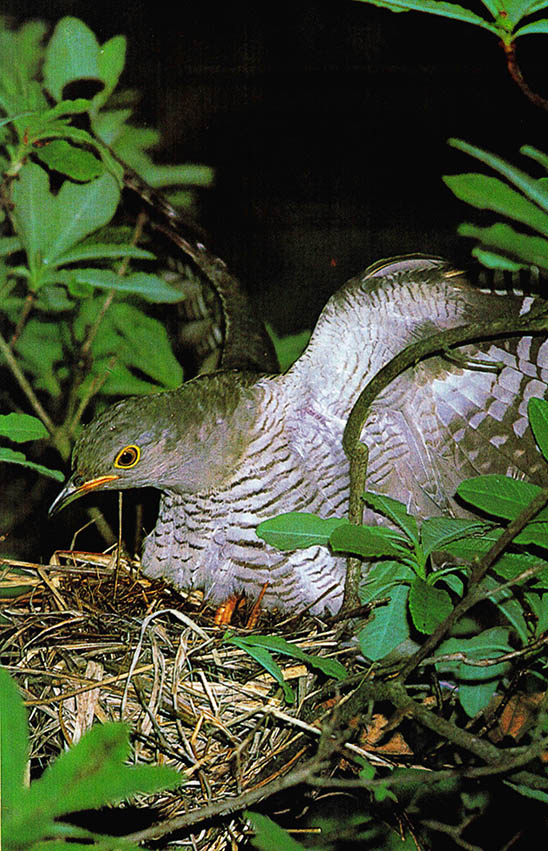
left=286, top=254, right=548, bottom=518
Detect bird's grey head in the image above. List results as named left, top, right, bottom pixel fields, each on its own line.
left=49, top=371, right=259, bottom=516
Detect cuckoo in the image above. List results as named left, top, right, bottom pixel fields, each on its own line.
left=49, top=169, right=548, bottom=617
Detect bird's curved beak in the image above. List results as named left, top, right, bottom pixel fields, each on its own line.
left=48, top=474, right=119, bottom=517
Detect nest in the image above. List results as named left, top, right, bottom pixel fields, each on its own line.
left=0, top=549, right=405, bottom=849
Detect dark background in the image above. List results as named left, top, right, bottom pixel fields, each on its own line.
left=4, top=0, right=548, bottom=333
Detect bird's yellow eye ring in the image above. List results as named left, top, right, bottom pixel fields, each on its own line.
left=114, top=445, right=141, bottom=469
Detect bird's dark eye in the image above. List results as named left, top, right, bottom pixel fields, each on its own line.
left=114, top=445, right=141, bottom=469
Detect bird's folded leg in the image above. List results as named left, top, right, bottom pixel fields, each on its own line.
left=212, top=582, right=269, bottom=627
left=245, top=582, right=269, bottom=629
left=213, top=594, right=244, bottom=626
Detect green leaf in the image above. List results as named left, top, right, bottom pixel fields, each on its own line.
left=436, top=627, right=512, bottom=680
left=435, top=627, right=512, bottom=716
left=227, top=636, right=294, bottom=703
left=514, top=17, right=548, bottom=36
left=360, top=561, right=416, bottom=601
left=225, top=634, right=346, bottom=680
left=408, top=576, right=453, bottom=634
left=449, top=139, right=548, bottom=214
left=6, top=722, right=181, bottom=845
left=420, top=517, right=491, bottom=558
left=458, top=221, right=548, bottom=271
left=362, top=491, right=419, bottom=544
left=481, top=575, right=529, bottom=642
left=94, top=35, right=127, bottom=110
left=505, top=781, right=548, bottom=803
left=353, top=0, right=500, bottom=32
left=10, top=163, right=57, bottom=282
left=447, top=534, right=548, bottom=587
left=521, top=144, right=548, bottom=171
left=330, top=523, right=410, bottom=559
left=55, top=243, right=155, bottom=265
left=528, top=397, right=548, bottom=461
left=13, top=316, right=65, bottom=395
left=0, top=21, right=47, bottom=98
left=513, top=522, right=548, bottom=548
left=0, top=235, right=22, bottom=256
left=0, top=583, right=34, bottom=599
left=358, top=584, right=410, bottom=661
left=459, top=679, right=500, bottom=717
left=0, top=447, right=64, bottom=481
left=44, top=17, right=102, bottom=102
left=457, top=474, right=543, bottom=520
left=265, top=323, right=311, bottom=371
left=64, top=268, right=183, bottom=303
left=0, top=412, right=48, bottom=442
left=256, top=512, right=349, bottom=550
left=525, top=591, right=548, bottom=635
left=74, top=300, right=184, bottom=394
left=41, top=98, right=92, bottom=121
left=469, top=247, right=525, bottom=271
left=246, top=811, right=307, bottom=851
left=140, top=162, right=215, bottom=189
left=497, top=0, right=547, bottom=25
left=10, top=164, right=120, bottom=283
left=0, top=666, right=29, bottom=826
left=443, top=172, right=548, bottom=234
left=35, top=139, right=104, bottom=181
left=46, top=174, right=120, bottom=264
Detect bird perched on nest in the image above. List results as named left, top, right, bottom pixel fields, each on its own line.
left=50, top=170, right=548, bottom=617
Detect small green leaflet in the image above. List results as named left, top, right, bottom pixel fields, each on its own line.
left=256, top=512, right=348, bottom=550
left=0, top=666, right=29, bottom=823
left=358, top=584, right=411, bottom=661
left=443, top=172, right=548, bottom=235
left=420, top=517, right=490, bottom=558
left=225, top=633, right=346, bottom=705
left=435, top=627, right=512, bottom=717
left=330, top=523, right=410, bottom=558
left=64, top=268, right=183, bottom=303
left=43, top=17, right=126, bottom=108
left=246, top=811, right=307, bottom=851
left=226, top=635, right=294, bottom=703
left=457, top=474, right=545, bottom=520
left=528, top=397, right=548, bottom=461
left=408, top=576, right=453, bottom=635
left=0, top=413, right=48, bottom=442
left=6, top=721, right=181, bottom=846
left=362, top=491, right=419, bottom=545
left=226, top=633, right=346, bottom=680
left=0, top=448, right=64, bottom=481
left=35, top=139, right=104, bottom=181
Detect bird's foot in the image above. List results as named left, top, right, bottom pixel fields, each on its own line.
left=212, top=582, right=269, bottom=627
left=213, top=594, right=243, bottom=626
left=244, top=582, right=269, bottom=629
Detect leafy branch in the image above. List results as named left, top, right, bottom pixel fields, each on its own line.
left=0, top=15, right=212, bottom=485
left=354, top=0, right=548, bottom=109
left=0, top=665, right=181, bottom=849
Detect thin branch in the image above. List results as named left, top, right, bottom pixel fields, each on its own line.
left=9, top=291, right=36, bottom=346
left=123, top=757, right=329, bottom=843
left=0, top=327, right=65, bottom=451
left=424, top=631, right=548, bottom=668
left=501, top=40, right=548, bottom=113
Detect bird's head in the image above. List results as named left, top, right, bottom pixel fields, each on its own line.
left=49, top=371, right=259, bottom=516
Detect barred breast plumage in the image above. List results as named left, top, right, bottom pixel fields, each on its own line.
left=50, top=250, right=548, bottom=615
